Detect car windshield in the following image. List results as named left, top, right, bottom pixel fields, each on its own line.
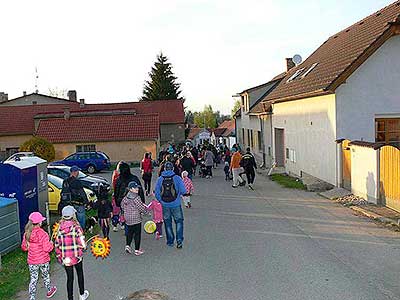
left=48, top=175, right=63, bottom=189
left=78, top=171, right=87, bottom=179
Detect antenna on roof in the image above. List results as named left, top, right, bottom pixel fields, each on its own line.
left=34, top=66, right=39, bottom=93
left=292, top=54, right=302, bottom=65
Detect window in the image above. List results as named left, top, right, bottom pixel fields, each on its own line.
left=268, top=146, right=271, bottom=156
left=65, top=154, right=77, bottom=161
left=286, top=148, right=289, bottom=159
left=301, top=63, right=318, bottom=78
left=241, top=128, right=245, bottom=145
left=76, top=144, right=96, bottom=152
left=286, top=68, right=305, bottom=83
left=375, top=119, right=400, bottom=146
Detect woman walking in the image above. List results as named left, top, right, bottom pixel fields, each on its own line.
left=141, top=153, right=153, bottom=196
left=204, top=146, right=215, bottom=179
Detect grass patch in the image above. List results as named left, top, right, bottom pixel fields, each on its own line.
left=270, top=174, right=306, bottom=190
left=0, top=249, right=29, bottom=300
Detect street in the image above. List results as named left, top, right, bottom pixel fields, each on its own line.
left=20, top=167, right=400, bottom=300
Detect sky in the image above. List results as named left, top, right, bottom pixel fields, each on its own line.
left=0, top=0, right=395, bottom=114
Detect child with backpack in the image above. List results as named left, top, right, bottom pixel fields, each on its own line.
left=21, top=212, right=57, bottom=300
left=146, top=194, right=164, bottom=239
left=92, top=184, right=113, bottom=239
left=181, top=171, right=194, bottom=208
left=121, top=181, right=149, bottom=255
left=54, top=206, right=89, bottom=300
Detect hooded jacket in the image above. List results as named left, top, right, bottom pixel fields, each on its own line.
left=21, top=227, right=53, bottom=265
left=155, top=170, right=187, bottom=208
left=115, top=162, right=145, bottom=205
left=54, top=220, right=85, bottom=266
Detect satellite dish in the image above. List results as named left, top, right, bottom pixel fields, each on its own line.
left=292, top=54, right=302, bottom=65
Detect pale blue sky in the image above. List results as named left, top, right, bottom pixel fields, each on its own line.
left=0, top=0, right=395, bottom=114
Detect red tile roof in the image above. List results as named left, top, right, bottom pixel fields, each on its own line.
left=265, top=1, right=400, bottom=102
left=211, top=128, right=227, bottom=137
left=187, top=128, right=204, bottom=140
left=36, top=114, right=159, bottom=143
left=0, top=100, right=184, bottom=136
left=219, top=120, right=235, bottom=130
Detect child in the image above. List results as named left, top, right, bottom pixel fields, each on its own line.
left=111, top=161, right=123, bottom=232
left=54, top=206, right=89, bottom=300
left=92, top=184, right=113, bottom=239
left=224, top=161, right=230, bottom=181
left=21, top=212, right=57, bottom=300
left=121, top=181, right=149, bottom=256
left=146, top=195, right=163, bottom=239
left=182, top=171, right=194, bottom=208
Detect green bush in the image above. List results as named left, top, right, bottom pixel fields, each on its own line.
left=20, top=136, right=55, bottom=162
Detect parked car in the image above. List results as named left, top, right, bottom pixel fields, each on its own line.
left=47, top=165, right=111, bottom=194
left=4, top=152, right=35, bottom=162
left=52, top=151, right=111, bottom=174
left=47, top=174, right=97, bottom=212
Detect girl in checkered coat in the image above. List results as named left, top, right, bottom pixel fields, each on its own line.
left=181, top=171, right=194, bottom=208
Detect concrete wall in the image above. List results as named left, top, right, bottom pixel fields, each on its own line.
left=272, top=94, right=337, bottom=185
left=0, top=94, right=74, bottom=106
left=350, top=145, right=379, bottom=204
left=336, top=35, right=400, bottom=142
left=160, top=123, right=185, bottom=146
left=54, top=140, right=157, bottom=162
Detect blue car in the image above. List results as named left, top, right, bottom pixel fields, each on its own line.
left=53, top=151, right=111, bottom=174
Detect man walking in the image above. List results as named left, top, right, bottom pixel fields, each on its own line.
left=230, top=148, right=245, bottom=188
left=180, top=151, right=195, bottom=179
left=60, top=166, right=89, bottom=229
left=240, top=147, right=257, bottom=190
left=155, top=162, right=187, bottom=249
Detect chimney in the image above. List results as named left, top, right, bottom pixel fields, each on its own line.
left=23, top=91, right=27, bottom=96
left=0, top=92, right=8, bottom=103
left=67, top=90, right=77, bottom=102
left=64, top=107, right=71, bottom=120
left=286, top=58, right=295, bottom=71
left=79, top=98, right=85, bottom=108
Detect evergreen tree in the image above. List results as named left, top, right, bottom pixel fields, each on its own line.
left=140, top=53, right=183, bottom=101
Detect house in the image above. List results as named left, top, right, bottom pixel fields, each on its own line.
left=187, top=128, right=211, bottom=147
left=0, top=99, right=184, bottom=161
left=253, top=1, right=400, bottom=187
left=217, top=119, right=236, bottom=149
left=0, top=90, right=79, bottom=106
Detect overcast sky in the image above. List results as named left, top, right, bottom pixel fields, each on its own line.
left=0, top=0, right=395, bottom=114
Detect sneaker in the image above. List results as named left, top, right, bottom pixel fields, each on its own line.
left=120, top=224, right=125, bottom=230
left=134, top=249, right=144, bottom=256
left=125, top=245, right=133, bottom=254
left=188, top=202, right=192, bottom=208
left=156, top=232, right=160, bottom=240
left=112, top=226, right=118, bottom=232
left=79, top=290, right=89, bottom=300
left=177, top=243, right=183, bottom=249
left=239, top=181, right=246, bottom=186
left=185, top=205, right=189, bottom=208
left=249, top=184, right=254, bottom=190
left=46, top=286, right=57, bottom=298
left=159, top=235, right=163, bottom=238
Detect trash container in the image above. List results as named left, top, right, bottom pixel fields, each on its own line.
left=0, top=158, right=43, bottom=234
left=0, top=197, right=20, bottom=255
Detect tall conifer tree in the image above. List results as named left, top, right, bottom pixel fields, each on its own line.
left=140, top=53, right=183, bottom=101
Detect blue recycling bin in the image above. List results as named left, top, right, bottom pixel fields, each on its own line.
left=0, top=160, right=39, bottom=235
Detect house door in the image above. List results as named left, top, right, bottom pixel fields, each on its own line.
left=342, top=140, right=352, bottom=190
left=380, top=145, right=400, bottom=212
left=274, top=128, right=285, bottom=167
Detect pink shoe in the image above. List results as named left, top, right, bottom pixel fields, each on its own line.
left=47, top=286, right=57, bottom=298
left=134, top=249, right=145, bottom=256
left=156, top=232, right=160, bottom=240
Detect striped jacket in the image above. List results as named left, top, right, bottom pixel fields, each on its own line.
left=54, top=220, right=85, bottom=266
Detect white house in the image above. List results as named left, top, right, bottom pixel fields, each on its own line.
left=254, top=1, right=400, bottom=187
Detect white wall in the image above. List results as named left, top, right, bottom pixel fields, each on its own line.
left=350, top=145, right=379, bottom=204
left=336, top=35, right=400, bottom=141
left=261, top=115, right=273, bottom=167
left=272, top=94, right=337, bottom=185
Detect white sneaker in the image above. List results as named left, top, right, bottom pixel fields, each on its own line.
left=125, top=245, right=133, bottom=254
left=112, top=226, right=118, bottom=232
left=80, top=290, right=89, bottom=300
left=120, top=224, right=125, bottom=230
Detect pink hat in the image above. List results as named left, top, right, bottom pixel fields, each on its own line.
left=29, top=212, right=46, bottom=224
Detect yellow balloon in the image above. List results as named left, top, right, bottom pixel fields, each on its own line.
left=144, top=221, right=157, bottom=234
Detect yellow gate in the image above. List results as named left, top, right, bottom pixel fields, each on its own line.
left=380, top=145, right=400, bottom=212
left=342, top=140, right=352, bottom=190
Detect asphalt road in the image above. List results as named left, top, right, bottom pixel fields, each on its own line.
left=20, top=167, right=400, bottom=300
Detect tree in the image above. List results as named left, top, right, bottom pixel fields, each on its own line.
left=140, top=53, right=184, bottom=101
left=231, top=99, right=241, bottom=117
left=193, top=105, right=218, bottom=129
left=20, top=136, right=55, bottom=162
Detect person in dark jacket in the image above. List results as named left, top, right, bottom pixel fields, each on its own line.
left=60, top=166, right=89, bottom=229
left=92, top=184, right=113, bottom=239
left=179, top=152, right=195, bottom=179
left=240, top=147, right=257, bottom=190
left=115, top=162, right=145, bottom=205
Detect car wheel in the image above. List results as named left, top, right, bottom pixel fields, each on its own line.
left=87, top=165, right=96, bottom=174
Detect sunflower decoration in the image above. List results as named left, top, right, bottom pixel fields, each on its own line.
left=52, top=222, right=60, bottom=240
left=90, top=236, right=111, bottom=259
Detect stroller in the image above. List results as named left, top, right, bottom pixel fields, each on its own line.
left=198, top=159, right=207, bottom=178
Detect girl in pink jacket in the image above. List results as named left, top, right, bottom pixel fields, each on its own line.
left=146, top=195, right=163, bottom=239
left=21, top=212, right=57, bottom=300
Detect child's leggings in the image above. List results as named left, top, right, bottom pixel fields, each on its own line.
left=28, top=263, right=51, bottom=300
left=156, top=222, right=163, bottom=235
left=64, top=261, right=85, bottom=300
left=126, top=223, right=141, bottom=250
left=99, top=218, right=110, bottom=238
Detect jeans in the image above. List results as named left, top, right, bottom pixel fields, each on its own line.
left=75, top=205, right=86, bottom=229
left=162, top=205, right=184, bottom=246
left=206, top=166, right=213, bottom=177
left=64, top=261, right=85, bottom=300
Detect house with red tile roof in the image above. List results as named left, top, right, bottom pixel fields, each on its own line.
left=252, top=1, right=400, bottom=188
left=0, top=98, right=184, bottom=161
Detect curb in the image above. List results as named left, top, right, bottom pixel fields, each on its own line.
left=350, top=206, right=399, bottom=227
